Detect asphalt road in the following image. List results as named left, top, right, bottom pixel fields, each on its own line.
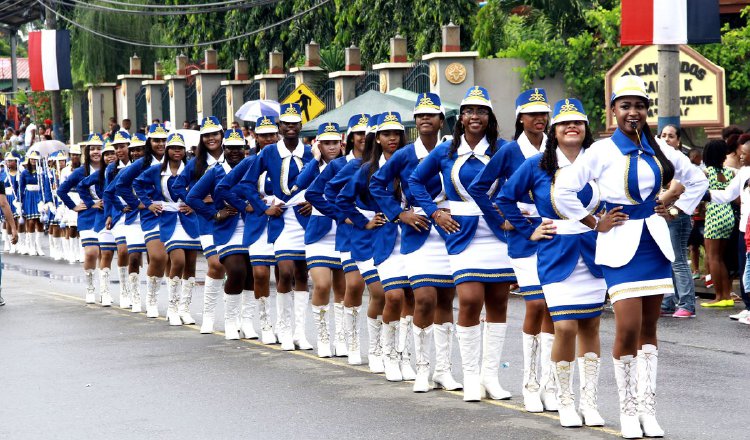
left=0, top=249, right=746, bottom=440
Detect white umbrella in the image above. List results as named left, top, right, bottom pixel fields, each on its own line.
left=173, top=129, right=200, bottom=148
left=29, top=140, right=67, bottom=157
left=235, top=99, right=280, bottom=122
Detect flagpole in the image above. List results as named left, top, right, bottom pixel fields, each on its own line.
left=657, top=44, right=680, bottom=135
left=46, top=0, right=65, bottom=143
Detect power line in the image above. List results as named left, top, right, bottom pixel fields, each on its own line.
left=56, top=0, right=282, bottom=16
left=70, top=0, right=264, bottom=9
left=36, top=0, right=332, bottom=49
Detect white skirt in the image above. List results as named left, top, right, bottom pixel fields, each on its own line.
left=111, top=216, right=127, bottom=243
left=405, top=227, right=454, bottom=289
left=544, top=256, right=607, bottom=322
left=273, top=208, right=306, bottom=260
left=305, top=225, right=341, bottom=269
left=449, top=217, right=515, bottom=285
left=340, top=251, right=358, bottom=273
left=200, top=234, right=216, bottom=258
left=249, top=227, right=275, bottom=266
left=355, top=258, right=380, bottom=285
left=165, top=218, right=202, bottom=253
left=97, top=228, right=116, bottom=251
left=216, top=218, right=247, bottom=260
left=511, top=254, right=544, bottom=301
left=63, top=207, right=78, bottom=228
left=80, top=229, right=98, bottom=247
left=124, top=222, right=146, bottom=254
left=376, top=235, right=409, bottom=292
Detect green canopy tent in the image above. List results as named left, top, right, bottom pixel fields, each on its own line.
left=300, top=89, right=459, bottom=137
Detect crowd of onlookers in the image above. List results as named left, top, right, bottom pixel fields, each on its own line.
left=659, top=124, right=750, bottom=325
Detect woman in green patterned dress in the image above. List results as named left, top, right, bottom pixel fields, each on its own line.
left=702, top=139, right=736, bottom=307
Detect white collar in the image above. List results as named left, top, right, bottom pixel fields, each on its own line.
left=556, top=147, right=582, bottom=169
left=152, top=155, right=164, bottom=164
left=414, top=137, right=429, bottom=160
left=161, top=161, right=185, bottom=176
left=277, top=140, right=305, bottom=159
left=457, top=135, right=490, bottom=157
left=345, top=151, right=356, bottom=162
left=378, top=154, right=386, bottom=167
left=118, top=160, right=129, bottom=169
left=207, top=152, right=224, bottom=167
left=89, top=165, right=97, bottom=175
left=517, top=132, right=546, bottom=158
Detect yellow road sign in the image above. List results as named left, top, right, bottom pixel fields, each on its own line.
left=281, top=83, right=325, bottom=124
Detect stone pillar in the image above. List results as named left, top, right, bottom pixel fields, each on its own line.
left=442, top=22, right=461, bottom=52
left=305, top=41, right=320, bottom=67
left=176, top=54, right=188, bottom=76
left=164, top=75, right=187, bottom=127
left=204, top=48, right=218, bottom=70
left=329, top=46, right=364, bottom=108
left=254, top=51, right=286, bottom=101
left=269, top=50, right=284, bottom=74
left=154, top=61, right=163, bottom=80
left=235, top=57, right=249, bottom=81
left=191, top=68, right=231, bottom=121
left=142, top=80, right=166, bottom=125
left=117, top=66, right=152, bottom=126
left=222, top=79, right=252, bottom=124
left=129, top=54, right=142, bottom=74
left=373, top=35, right=412, bottom=92
left=68, top=91, right=83, bottom=143
left=86, top=83, right=117, bottom=134
left=291, top=42, right=325, bottom=87
left=390, top=35, right=407, bottom=63
left=421, top=52, right=478, bottom=108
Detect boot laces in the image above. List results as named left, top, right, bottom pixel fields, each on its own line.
left=622, top=360, right=638, bottom=416
left=526, top=336, right=540, bottom=392
left=581, top=357, right=599, bottom=408
left=557, top=364, right=575, bottom=407
left=640, top=352, right=657, bottom=415
left=317, top=309, right=330, bottom=343
left=348, top=308, right=359, bottom=351
left=415, top=329, right=429, bottom=372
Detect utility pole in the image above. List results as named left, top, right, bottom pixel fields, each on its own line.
left=46, top=0, right=65, bottom=142
left=657, top=44, right=680, bottom=134
left=10, top=28, right=18, bottom=99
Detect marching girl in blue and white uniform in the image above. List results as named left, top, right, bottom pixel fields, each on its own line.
left=552, top=76, right=708, bottom=439
left=45, top=152, right=63, bottom=260
left=3, top=153, right=22, bottom=254
left=58, top=133, right=105, bottom=304
left=496, top=99, right=607, bottom=428
left=78, top=141, right=118, bottom=306
left=296, top=122, right=345, bottom=358
left=102, top=131, right=134, bottom=309
left=469, top=88, right=558, bottom=413
left=60, top=144, right=84, bottom=263
left=171, top=116, right=227, bottom=333
left=135, top=133, right=201, bottom=326
left=104, top=133, right=148, bottom=313
left=216, top=116, right=279, bottom=342
left=234, top=104, right=314, bottom=351
left=115, top=124, right=169, bottom=318
left=19, top=150, right=53, bottom=256
left=408, top=86, right=516, bottom=402
left=370, top=94, right=462, bottom=393
left=305, top=114, right=369, bottom=364
left=186, top=129, right=254, bottom=340
left=338, top=112, right=416, bottom=382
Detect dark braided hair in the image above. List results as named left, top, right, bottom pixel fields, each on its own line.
left=449, top=108, right=500, bottom=157
left=703, top=139, right=728, bottom=170
left=539, top=122, right=594, bottom=180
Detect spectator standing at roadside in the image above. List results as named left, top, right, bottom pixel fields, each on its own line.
left=23, top=116, right=36, bottom=151
left=659, top=124, right=697, bottom=318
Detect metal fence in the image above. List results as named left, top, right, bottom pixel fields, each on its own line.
left=317, top=80, right=335, bottom=114
left=161, top=85, right=171, bottom=123
left=211, top=86, right=227, bottom=124
left=403, top=61, right=429, bottom=94
left=355, top=71, right=380, bottom=96
left=185, top=81, right=197, bottom=124
left=278, top=74, right=296, bottom=102
left=135, top=86, right=147, bottom=129
left=243, top=82, right=260, bottom=102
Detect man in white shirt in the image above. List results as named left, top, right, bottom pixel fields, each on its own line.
left=23, top=116, right=36, bottom=151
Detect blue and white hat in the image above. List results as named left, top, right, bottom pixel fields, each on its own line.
left=52, top=151, right=68, bottom=161
left=166, top=133, right=186, bottom=148
left=279, top=103, right=302, bottom=123
left=611, top=74, right=649, bottom=103
left=515, top=88, right=551, bottom=116
left=69, top=144, right=82, bottom=155
left=347, top=114, right=370, bottom=135
left=377, top=112, right=405, bottom=132
left=111, top=130, right=131, bottom=145
left=551, top=98, right=588, bottom=125
left=413, top=92, right=444, bottom=116
left=255, top=116, right=278, bottom=135
left=147, top=123, right=169, bottom=139
left=366, top=113, right=381, bottom=135
left=200, top=116, right=223, bottom=135
left=460, top=86, right=493, bottom=110
left=27, top=150, right=42, bottom=161
left=4, top=151, right=20, bottom=161
left=86, top=132, right=105, bottom=146
left=223, top=128, right=246, bottom=147
left=129, top=133, right=147, bottom=148
left=317, top=122, right=342, bottom=142
left=102, top=140, right=116, bottom=154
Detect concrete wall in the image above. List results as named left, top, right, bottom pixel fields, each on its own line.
left=475, top=58, right=566, bottom=140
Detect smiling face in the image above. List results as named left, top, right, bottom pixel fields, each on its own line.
left=167, top=146, right=185, bottom=163
left=460, top=105, right=490, bottom=137
left=279, top=121, right=301, bottom=141
left=224, top=145, right=245, bottom=165
left=414, top=113, right=443, bottom=137
left=256, top=132, right=278, bottom=149
left=103, top=150, right=116, bottom=165
left=377, top=130, right=401, bottom=155
left=612, top=97, right=649, bottom=137
left=129, top=146, right=145, bottom=161
left=554, top=120, right=586, bottom=147
left=319, top=140, right=342, bottom=162
left=201, top=131, right=222, bottom=153
left=88, top=145, right=102, bottom=163
left=150, top=138, right=166, bottom=157
left=520, top=111, right=549, bottom=136
left=352, top=131, right=366, bottom=154
left=113, top=142, right=129, bottom=162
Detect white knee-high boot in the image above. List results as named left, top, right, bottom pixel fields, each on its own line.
left=398, top=316, right=416, bottom=380
left=345, top=306, right=362, bottom=365
left=313, top=304, right=332, bottom=358
left=578, top=352, right=605, bottom=426
left=200, top=276, right=223, bottom=334
left=554, top=360, right=582, bottom=427
left=34, top=231, right=45, bottom=256
left=99, top=267, right=112, bottom=306
left=381, top=320, right=402, bottom=381
left=223, top=293, right=241, bottom=340
left=456, top=324, right=482, bottom=401
left=412, top=324, right=433, bottom=392
left=332, top=301, right=348, bottom=357
left=366, top=315, right=384, bottom=373
left=118, top=266, right=131, bottom=309
left=480, top=322, right=512, bottom=400
left=258, top=296, right=276, bottom=344
left=522, top=332, right=543, bottom=412
left=275, top=291, right=295, bottom=350
left=239, top=290, right=258, bottom=339
left=539, top=332, right=558, bottom=411
left=432, top=322, right=462, bottom=390
left=167, top=276, right=182, bottom=325
left=614, top=355, right=643, bottom=439
left=179, top=277, right=196, bottom=324
left=145, top=275, right=161, bottom=318
left=129, top=272, right=142, bottom=313
left=84, top=268, right=96, bottom=304
left=637, top=344, right=664, bottom=437
left=293, top=290, right=313, bottom=350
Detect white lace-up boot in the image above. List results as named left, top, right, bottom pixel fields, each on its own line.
left=367, top=315, right=384, bottom=373
left=333, top=302, right=348, bottom=357
left=276, top=292, right=295, bottom=350
left=398, top=316, right=416, bottom=380
left=200, top=276, right=222, bottom=333
left=614, top=355, right=643, bottom=439
left=34, top=231, right=45, bottom=256
left=578, top=352, right=605, bottom=426
left=456, top=324, right=482, bottom=402
left=292, top=291, right=313, bottom=350
left=239, top=290, right=258, bottom=339
left=99, top=267, right=112, bottom=307
left=522, top=332, right=543, bottom=412
left=432, top=322, right=462, bottom=390
left=381, top=320, right=402, bottom=382
left=223, top=293, right=241, bottom=340
left=313, top=305, right=332, bottom=358
left=480, top=322, right=512, bottom=400
left=145, top=276, right=161, bottom=318
left=129, top=272, right=142, bottom=313
left=637, top=344, right=664, bottom=437
left=118, top=266, right=131, bottom=309
left=554, top=360, right=582, bottom=427
left=84, top=268, right=96, bottom=304
left=179, top=277, right=196, bottom=324
left=412, top=324, right=433, bottom=392
left=345, top=306, right=362, bottom=365
left=539, top=332, right=559, bottom=411
left=167, top=277, right=182, bottom=326
left=258, top=296, right=276, bottom=344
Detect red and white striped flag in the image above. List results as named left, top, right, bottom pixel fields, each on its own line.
left=621, top=0, right=721, bottom=46
left=28, top=30, right=73, bottom=92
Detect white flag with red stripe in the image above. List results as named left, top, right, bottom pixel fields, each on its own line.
left=28, top=30, right=73, bottom=92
